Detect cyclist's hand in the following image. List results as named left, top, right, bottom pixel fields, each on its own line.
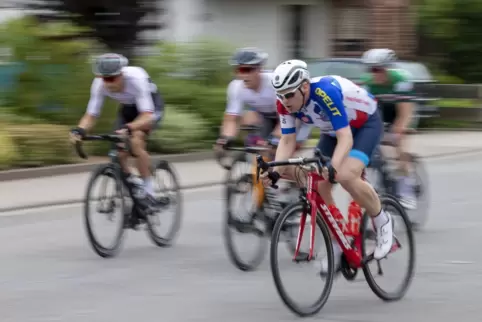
left=115, top=128, right=129, bottom=137
left=260, top=170, right=280, bottom=188
left=69, top=127, right=85, bottom=145
left=213, top=136, right=231, bottom=152
left=321, top=163, right=337, bottom=184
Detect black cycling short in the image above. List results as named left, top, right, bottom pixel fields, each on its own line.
left=379, top=102, right=397, bottom=125
left=114, top=91, right=164, bottom=135
left=259, top=112, right=279, bottom=139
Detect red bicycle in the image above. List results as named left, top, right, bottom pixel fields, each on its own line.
left=256, top=150, right=415, bottom=317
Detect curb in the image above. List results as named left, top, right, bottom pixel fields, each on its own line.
left=0, top=180, right=222, bottom=213
left=2, top=146, right=482, bottom=213
left=0, top=150, right=216, bottom=182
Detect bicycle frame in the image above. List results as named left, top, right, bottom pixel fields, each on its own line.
left=293, top=171, right=364, bottom=268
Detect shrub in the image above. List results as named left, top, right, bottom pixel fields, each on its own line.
left=0, top=128, right=20, bottom=170
left=5, top=123, right=73, bottom=168
left=147, top=105, right=211, bottom=154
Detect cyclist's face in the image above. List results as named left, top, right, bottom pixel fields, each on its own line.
left=235, top=65, right=260, bottom=89
left=277, top=82, right=308, bottom=113
left=370, top=66, right=388, bottom=84
left=102, top=74, right=123, bottom=92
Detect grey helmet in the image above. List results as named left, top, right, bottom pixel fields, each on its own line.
left=92, top=53, right=128, bottom=76
left=229, top=47, right=268, bottom=66
left=361, top=48, right=397, bottom=66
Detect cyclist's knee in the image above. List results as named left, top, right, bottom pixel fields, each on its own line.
left=337, top=158, right=365, bottom=190
left=130, top=130, right=147, bottom=153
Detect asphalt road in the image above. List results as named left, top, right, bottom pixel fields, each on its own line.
left=1, top=152, right=482, bottom=322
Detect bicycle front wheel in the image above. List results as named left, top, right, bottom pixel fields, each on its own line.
left=223, top=152, right=268, bottom=271
left=270, top=202, right=335, bottom=317
left=84, top=164, right=127, bottom=258
left=146, top=160, right=183, bottom=247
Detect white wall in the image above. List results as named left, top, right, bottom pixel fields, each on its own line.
left=157, top=0, right=332, bottom=68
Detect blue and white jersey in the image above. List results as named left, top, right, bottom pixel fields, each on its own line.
left=277, top=75, right=377, bottom=135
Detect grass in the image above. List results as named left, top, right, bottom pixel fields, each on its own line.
left=437, top=99, right=480, bottom=108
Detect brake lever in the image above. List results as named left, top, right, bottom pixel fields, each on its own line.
left=75, top=141, right=88, bottom=159
left=255, top=155, right=263, bottom=182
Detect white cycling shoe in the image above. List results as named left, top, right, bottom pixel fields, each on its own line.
left=373, top=211, right=393, bottom=260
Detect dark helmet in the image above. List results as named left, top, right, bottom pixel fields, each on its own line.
left=92, top=53, right=128, bottom=76
left=229, top=47, right=268, bottom=66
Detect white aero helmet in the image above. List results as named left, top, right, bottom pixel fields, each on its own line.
left=271, top=59, right=310, bottom=92
left=361, top=48, right=397, bottom=66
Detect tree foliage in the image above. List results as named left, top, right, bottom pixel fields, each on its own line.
left=418, top=0, right=482, bottom=82
left=23, top=0, right=163, bottom=58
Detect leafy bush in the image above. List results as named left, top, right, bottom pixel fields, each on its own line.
left=0, top=123, right=73, bottom=168
left=0, top=17, right=117, bottom=132
left=147, top=105, right=211, bottom=154
left=0, top=128, right=20, bottom=170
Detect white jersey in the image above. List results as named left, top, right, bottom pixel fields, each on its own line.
left=225, top=72, right=278, bottom=115
left=86, top=66, right=158, bottom=117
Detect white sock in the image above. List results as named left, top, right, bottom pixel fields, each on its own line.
left=144, top=177, right=155, bottom=195
left=373, top=210, right=388, bottom=229
left=332, top=240, right=343, bottom=257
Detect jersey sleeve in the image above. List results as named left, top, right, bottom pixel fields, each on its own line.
left=313, top=82, right=349, bottom=131
left=86, top=78, right=105, bottom=117
left=392, top=69, right=415, bottom=102
left=276, top=100, right=296, bottom=135
left=134, top=77, right=156, bottom=113
left=225, top=80, right=243, bottom=115
left=358, top=73, right=372, bottom=91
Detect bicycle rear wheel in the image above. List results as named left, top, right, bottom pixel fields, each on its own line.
left=84, top=164, right=127, bottom=258
left=361, top=194, right=416, bottom=301
left=270, top=202, right=335, bottom=317
left=146, top=160, right=183, bottom=247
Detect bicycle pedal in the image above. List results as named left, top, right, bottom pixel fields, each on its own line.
left=293, top=252, right=313, bottom=263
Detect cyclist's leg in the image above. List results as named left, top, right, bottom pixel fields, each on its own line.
left=387, top=104, right=417, bottom=209
left=131, top=93, right=163, bottom=200
left=336, top=110, right=392, bottom=259
left=113, top=107, right=133, bottom=175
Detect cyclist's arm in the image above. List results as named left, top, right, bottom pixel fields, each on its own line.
left=393, top=73, right=415, bottom=132
left=80, top=78, right=105, bottom=131
left=128, top=78, right=158, bottom=131
left=273, top=101, right=297, bottom=175
left=221, top=80, right=243, bottom=138
left=315, top=86, right=353, bottom=170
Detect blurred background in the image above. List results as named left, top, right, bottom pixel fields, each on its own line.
left=0, top=0, right=480, bottom=170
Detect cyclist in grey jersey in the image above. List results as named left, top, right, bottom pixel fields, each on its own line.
left=70, top=53, right=164, bottom=210
left=215, top=47, right=313, bottom=149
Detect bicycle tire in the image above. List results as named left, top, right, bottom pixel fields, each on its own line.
left=270, top=202, right=335, bottom=317
left=408, top=154, right=430, bottom=230
left=84, top=164, right=126, bottom=258
left=361, top=194, right=416, bottom=301
left=223, top=152, right=267, bottom=271
left=146, top=160, right=183, bottom=247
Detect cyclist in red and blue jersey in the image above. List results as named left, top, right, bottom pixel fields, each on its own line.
left=261, top=59, right=393, bottom=274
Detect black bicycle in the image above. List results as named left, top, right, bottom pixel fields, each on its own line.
left=368, top=125, right=430, bottom=230
left=74, top=134, right=182, bottom=258
left=218, top=125, right=300, bottom=271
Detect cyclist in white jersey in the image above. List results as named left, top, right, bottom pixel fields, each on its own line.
left=262, top=60, right=393, bottom=273
left=215, top=48, right=312, bottom=150
left=69, top=53, right=164, bottom=209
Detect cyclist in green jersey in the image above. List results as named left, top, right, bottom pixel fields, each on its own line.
left=360, top=48, right=417, bottom=210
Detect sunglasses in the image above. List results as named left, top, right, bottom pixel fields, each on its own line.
left=236, top=66, right=257, bottom=74
left=102, top=75, right=119, bottom=83
left=370, top=66, right=385, bottom=73
left=276, top=86, right=299, bottom=100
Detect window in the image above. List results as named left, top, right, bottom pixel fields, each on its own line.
left=334, top=8, right=369, bottom=53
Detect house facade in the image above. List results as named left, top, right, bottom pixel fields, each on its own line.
left=161, top=0, right=416, bottom=68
